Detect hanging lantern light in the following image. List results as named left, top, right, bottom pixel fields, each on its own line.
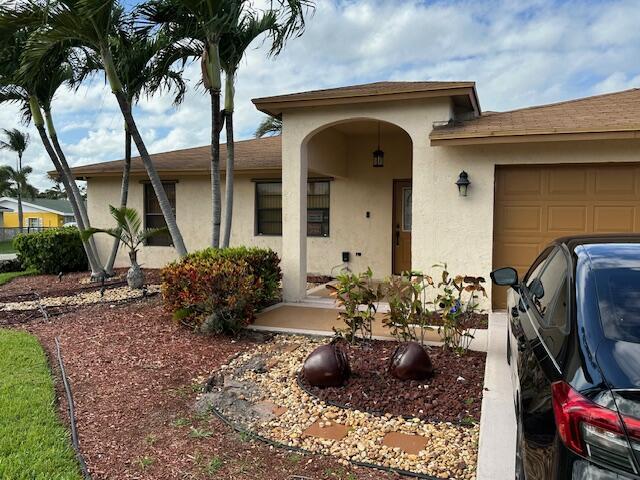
left=373, top=122, right=384, bottom=168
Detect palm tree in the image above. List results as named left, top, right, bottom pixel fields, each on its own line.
left=39, top=180, right=66, bottom=199
left=81, top=205, right=167, bottom=289
left=0, top=128, right=29, bottom=231
left=0, top=168, right=11, bottom=195
left=255, top=115, right=282, bottom=138
left=0, top=15, right=107, bottom=279
left=0, top=165, right=38, bottom=231
left=77, top=26, right=187, bottom=275
left=22, top=0, right=188, bottom=257
left=219, top=10, right=278, bottom=247
left=143, top=0, right=313, bottom=248
left=140, top=0, right=241, bottom=248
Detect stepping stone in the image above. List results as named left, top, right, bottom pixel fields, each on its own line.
left=265, top=357, right=280, bottom=369
left=303, top=420, right=349, bottom=440
left=277, top=343, right=300, bottom=354
left=382, top=432, right=428, bottom=455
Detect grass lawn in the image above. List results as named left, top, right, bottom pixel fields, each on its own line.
left=0, top=329, right=82, bottom=480
left=0, top=270, right=35, bottom=286
left=0, top=240, right=15, bottom=254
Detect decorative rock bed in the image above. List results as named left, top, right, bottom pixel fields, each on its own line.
left=0, top=285, right=161, bottom=312
left=198, top=335, right=482, bottom=479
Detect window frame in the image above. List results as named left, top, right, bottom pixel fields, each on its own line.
left=143, top=181, right=177, bottom=247
left=254, top=179, right=331, bottom=238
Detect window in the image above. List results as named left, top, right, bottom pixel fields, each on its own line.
left=596, top=269, right=640, bottom=343
left=402, top=187, right=412, bottom=231
left=63, top=215, right=75, bottom=224
left=255, top=180, right=330, bottom=237
left=144, top=182, right=175, bottom=246
left=27, top=217, right=42, bottom=229
left=526, top=248, right=568, bottom=323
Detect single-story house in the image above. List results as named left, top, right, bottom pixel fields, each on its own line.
left=0, top=197, right=75, bottom=228
left=68, top=81, right=640, bottom=309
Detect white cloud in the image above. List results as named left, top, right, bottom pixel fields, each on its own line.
left=2, top=0, right=640, bottom=191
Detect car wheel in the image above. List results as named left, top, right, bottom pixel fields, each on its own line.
left=515, top=414, right=525, bottom=480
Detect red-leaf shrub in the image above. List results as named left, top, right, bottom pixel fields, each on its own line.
left=161, top=247, right=281, bottom=334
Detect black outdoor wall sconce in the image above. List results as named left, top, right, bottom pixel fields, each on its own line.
left=456, top=171, right=471, bottom=196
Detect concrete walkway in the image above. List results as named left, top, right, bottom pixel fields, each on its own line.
left=0, top=253, right=17, bottom=261
left=476, top=312, right=516, bottom=480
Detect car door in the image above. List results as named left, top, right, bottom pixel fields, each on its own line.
left=518, top=247, right=571, bottom=480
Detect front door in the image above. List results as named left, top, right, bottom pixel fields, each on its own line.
left=393, top=179, right=412, bottom=274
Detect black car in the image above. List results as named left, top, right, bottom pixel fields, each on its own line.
left=491, top=235, right=640, bottom=480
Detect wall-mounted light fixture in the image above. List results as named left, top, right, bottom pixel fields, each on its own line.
left=456, top=171, right=470, bottom=196
left=372, top=122, right=384, bottom=168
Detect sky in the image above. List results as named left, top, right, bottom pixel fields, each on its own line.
left=1, top=0, right=640, bottom=190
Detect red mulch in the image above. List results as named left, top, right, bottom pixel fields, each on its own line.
left=10, top=292, right=398, bottom=480
left=301, top=341, right=486, bottom=424
left=0, top=269, right=162, bottom=302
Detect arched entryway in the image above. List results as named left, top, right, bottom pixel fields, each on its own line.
left=282, top=117, right=413, bottom=301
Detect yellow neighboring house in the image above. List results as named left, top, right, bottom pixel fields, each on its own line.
left=0, top=197, right=75, bottom=229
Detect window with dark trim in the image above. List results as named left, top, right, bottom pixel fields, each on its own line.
left=144, top=182, right=176, bottom=246
left=255, top=180, right=330, bottom=237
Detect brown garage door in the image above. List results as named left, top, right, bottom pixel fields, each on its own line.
left=493, top=163, right=640, bottom=309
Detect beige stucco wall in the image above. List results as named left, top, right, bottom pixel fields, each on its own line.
left=86, top=128, right=412, bottom=277
left=426, top=139, right=640, bottom=287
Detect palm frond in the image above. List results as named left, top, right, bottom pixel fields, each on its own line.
left=254, top=116, right=282, bottom=138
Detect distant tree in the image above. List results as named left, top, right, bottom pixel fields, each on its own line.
left=0, top=165, right=38, bottom=231
left=255, top=116, right=282, bottom=138
left=39, top=180, right=66, bottom=199
left=0, top=128, right=30, bottom=231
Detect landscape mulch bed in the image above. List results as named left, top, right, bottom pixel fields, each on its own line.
left=4, top=289, right=398, bottom=479
left=300, top=341, right=486, bottom=424
left=0, top=268, right=162, bottom=302
left=429, top=313, right=488, bottom=330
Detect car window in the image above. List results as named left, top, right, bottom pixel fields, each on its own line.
left=524, top=247, right=554, bottom=286
left=526, top=249, right=568, bottom=321
left=595, top=269, right=640, bottom=343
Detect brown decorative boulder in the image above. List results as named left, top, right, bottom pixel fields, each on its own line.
left=388, top=342, right=434, bottom=381
left=302, top=343, right=351, bottom=388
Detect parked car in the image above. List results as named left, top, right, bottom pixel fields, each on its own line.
left=491, top=235, right=640, bottom=480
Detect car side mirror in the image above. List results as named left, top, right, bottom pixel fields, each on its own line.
left=491, top=267, right=519, bottom=289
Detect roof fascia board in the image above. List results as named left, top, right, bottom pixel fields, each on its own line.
left=0, top=197, right=71, bottom=215
left=430, top=130, right=640, bottom=146
left=254, top=87, right=477, bottom=116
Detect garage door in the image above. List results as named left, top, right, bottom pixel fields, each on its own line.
left=493, top=163, right=640, bottom=309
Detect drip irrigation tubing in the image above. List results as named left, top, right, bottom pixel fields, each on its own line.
left=55, top=337, right=91, bottom=480
left=208, top=405, right=443, bottom=480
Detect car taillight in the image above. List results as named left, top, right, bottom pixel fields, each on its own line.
left=552, top=381, right=640, bottom=474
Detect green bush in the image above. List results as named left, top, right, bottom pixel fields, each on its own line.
left=13, top=227, right=88, bottom=274
left=162, top=247, right=282, bottom=334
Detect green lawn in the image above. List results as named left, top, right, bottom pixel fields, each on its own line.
left=0, top=270, right=35, bottom=286
left=0, top=329, right=82, bottom=480
left=0, top=240, right=15, bottom=254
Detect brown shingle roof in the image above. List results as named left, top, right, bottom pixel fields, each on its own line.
left=253, top=81, right=479, bottom=116
left=67, top=136, right=282, bottom=178
left=430, top=88, right=640, bottom=145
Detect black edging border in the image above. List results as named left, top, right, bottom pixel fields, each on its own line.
left=209, top=405, right=446, bottom=480
left=55, top=337, right=92, bottom=480
left=295, top=371, right=479, bottom=429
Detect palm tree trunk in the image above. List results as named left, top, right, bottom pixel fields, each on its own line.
left=32, top=125, right=105, bottom=279
left=111, top=91, right=188, bottom=257
left=16, top=187, right=23, bottom=233
left=101, top=47, right=187, bottom=257
left=105, top=125, right=132, bottom=275
left=211, top=89, right=222, bottom=248
left=45, top=109, right=102, bottom=267
left=222, top=110, right=234, bottom=248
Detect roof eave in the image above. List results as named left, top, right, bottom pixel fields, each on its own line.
left=253, top=87, right=479, bottom=117
left=430, top=129, right=640, bottom=146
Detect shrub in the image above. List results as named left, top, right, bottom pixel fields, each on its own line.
left=179, top=247, right=281, bottom=307
left=383, top=273, right=434, bottom=346
left=0, top=258, right=23, bottom=274
left=162, top=247, right=282, bottom=334
left=13, top=227, right=88, bottom=274
left=326, top=268, right=382, bottom=343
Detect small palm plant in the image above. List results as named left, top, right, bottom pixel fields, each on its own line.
left=81, top=206, right=167, bottom=289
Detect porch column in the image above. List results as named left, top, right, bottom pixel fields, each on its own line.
left=410, top=130, right=436, bottom=275
left=281, top=130, right=308, bottom=302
